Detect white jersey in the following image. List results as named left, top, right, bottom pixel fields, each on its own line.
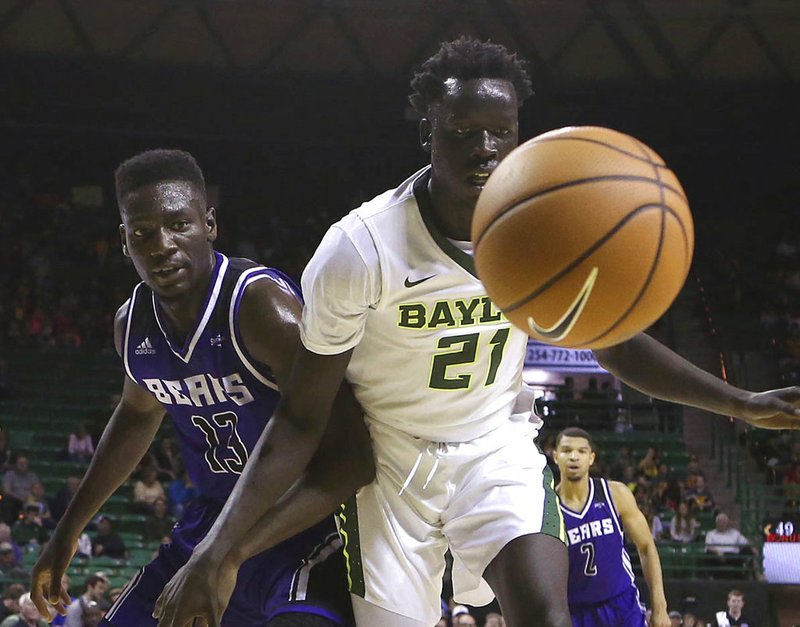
left=301, top=166, right=531, bottom=442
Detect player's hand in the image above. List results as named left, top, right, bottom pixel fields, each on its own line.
left=649, top=609, right=670, bottom=627
left=30, top=533, right=76, bottom=619
left=737, top=387, right=800, bottom=430
left=153, top=552, right=237, bottom=627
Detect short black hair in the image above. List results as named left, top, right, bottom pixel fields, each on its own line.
left=555, top=427, right=595, bottom=451
left=409, top=36, right=533, bottom=115
left=115, top=149, right=205, bottom=206
left=85, top=574, right=108, bottom=589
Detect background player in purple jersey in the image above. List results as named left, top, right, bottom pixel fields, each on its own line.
left=30, top=149, right=374, bottom=626
left=555, top=428, right=669, bottom=627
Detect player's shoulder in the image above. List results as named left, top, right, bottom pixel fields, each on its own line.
left=113, top=297, right=133, bottom=357
left=606, top=480, right=636, bottom=509
left=348, top=166, right=426, bottom=224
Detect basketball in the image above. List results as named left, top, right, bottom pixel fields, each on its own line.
left=472, top=126, right=694, bottom=349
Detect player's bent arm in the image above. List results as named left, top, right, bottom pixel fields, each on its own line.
left=608, top=481, right=668, bottom=623
left=226, top=383, right=374, bottom=566
left=193, top=279, right=356, bottom=561
left=594, top=333, right=800, bottom=428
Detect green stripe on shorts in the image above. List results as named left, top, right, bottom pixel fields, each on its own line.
left=542, top=465, right=567, bottom=544
left=337, top=495, right=366, bottom=598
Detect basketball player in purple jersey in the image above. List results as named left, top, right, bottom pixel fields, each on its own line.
left=31, top=149, right=373, bottom=626
left=555, top=428, right=669, bottom=627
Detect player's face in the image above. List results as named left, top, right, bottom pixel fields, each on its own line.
left=423, top=78, right=518, bottom=206
left=119, top=180, right=217, bottom=302
left=555, top=436, right=595, bottom=481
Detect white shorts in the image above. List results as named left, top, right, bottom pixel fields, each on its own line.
left=336, top=415, right=566, bottom=625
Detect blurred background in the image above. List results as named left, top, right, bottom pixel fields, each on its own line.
left=0, top=1, right=798, bottom=625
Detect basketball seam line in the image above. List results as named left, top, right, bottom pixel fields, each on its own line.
left=580, top=141, right=670, bottom=346
left=474, top=174, right=688, bottom=252
left=502, top=202, right=675, bottom=314
left=530, top=135, right=670, bottom=168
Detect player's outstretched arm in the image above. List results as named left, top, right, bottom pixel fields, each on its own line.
left=608, top=481, right=670, bottom=627
left=31, top=303, right=166, bottom=619
left=594, top=332, right=800, bottom=429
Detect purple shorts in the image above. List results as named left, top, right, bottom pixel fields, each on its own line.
left=101, top=497, right=352, bottom=626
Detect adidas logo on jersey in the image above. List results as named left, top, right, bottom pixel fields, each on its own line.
left=135, top=337, right=157, bottom=355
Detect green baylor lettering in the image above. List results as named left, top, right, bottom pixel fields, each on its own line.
left=398, top=296, right=507, bottom=329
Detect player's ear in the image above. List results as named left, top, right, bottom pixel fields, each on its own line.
left=206, top=207, right=218, bottom=243
left=419, top=118, right=432, bottom=152
left=119, top=224, right=129, bottom=257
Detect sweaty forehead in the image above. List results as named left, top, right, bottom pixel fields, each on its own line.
left=438, top=77, right=517, bottom=111
left=121, top=180, right=204, bottom=220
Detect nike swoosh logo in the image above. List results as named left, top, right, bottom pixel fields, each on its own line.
left=527, top=267, right=599, bottom=342
left=404, top=275, right=436, bottom=288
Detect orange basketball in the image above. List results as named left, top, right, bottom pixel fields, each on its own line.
left=472, top=126, right=694, bottom=349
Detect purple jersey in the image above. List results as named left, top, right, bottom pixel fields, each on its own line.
left=123, top=252, right=298, bottom=501
left=560, top=478, right=643, bottom=609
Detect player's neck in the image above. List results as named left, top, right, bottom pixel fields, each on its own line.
left=427, top=177, right=474, bottom=241
left=558, top=475, right=591, bottom=507
left=156, top=265, right=216, bottom=343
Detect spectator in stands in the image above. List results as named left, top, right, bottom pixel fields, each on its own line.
left=611, top=445, right=635, bottom=480
left=0, top=543, right=27, bottom=579
left=64, top=574, right=108, bottom=627
left=152, top=438, right=181, bottom=482
left=555, top=376, right=575, bottom=401
left=91, top=516, right=125, bottom=559
left=670, top=501, right=701, bottom=544
left=682, top=611, right=701, bottom=627
left=580, top=377, right=605, bottom=401
left=80, top=601, right=103, bottom=627
left=49, top=476, right=80, bottom=522
left=143, top=497, right=174, bottom=544
left=668, top=611, right=682, bottom=627
left=639, top=501, right=665, bottom=542
left=0, top=592, right=48, bottom=627
left=684, top=455, right=705, bottom=491
left=637, top=447, right=660, bottom=480
left=452, top=605, right=476, bottom=627
left=714, top=589, right=755, bottom=627
left=66, top=424, right=94, bottom=463
left=166, top=470, right=198, bottom=518
left=2, top=456, right=40, bottom=524
left=622, top=465, right=638, bottom=493
left=132, top=467, right=165, bottom=514
left=11, top=505, right=47, bottom=547
left=685, top=475, right=715, bottom=512
left=75, top=531, right=92, bottom=559
left=0, top=524, right=23, bottom=566
left=0, top=585, right=25, bottom=621
left=484, top=613, right=505, bottom=627
left=0, top=431, right=13, bottom=471
left=25, top=482, right=53, bottom=528
left=705, top=514, right=755, bottom=580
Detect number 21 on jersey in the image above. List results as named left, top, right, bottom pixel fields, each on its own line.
left=429, top=328, right=510, bottom=390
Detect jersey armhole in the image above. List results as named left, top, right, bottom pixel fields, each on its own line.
left=229, top=268, right=284, bottom=392
left=600, top=478, right=624, bottom=536
left=122, top=283, right=143, bottom=383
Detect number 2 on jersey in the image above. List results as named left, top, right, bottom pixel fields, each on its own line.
left=429, top=328, right=510, bottom=390
left=580, top=542, right=598, bottom=576
left=191, top=411, right=248, bottom=474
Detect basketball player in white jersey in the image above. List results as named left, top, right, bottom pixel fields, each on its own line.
left=155, top=37, right=800, bottom=627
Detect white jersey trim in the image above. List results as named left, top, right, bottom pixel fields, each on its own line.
left=228, top=267, right=281, bottom=392
left=600, top=478, right=625, bottom=537
left=153, top=255, right=229, bottom=364
left=559, top=478, right=595, bottom=520
left=122, top=283, right=142, bottom=382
